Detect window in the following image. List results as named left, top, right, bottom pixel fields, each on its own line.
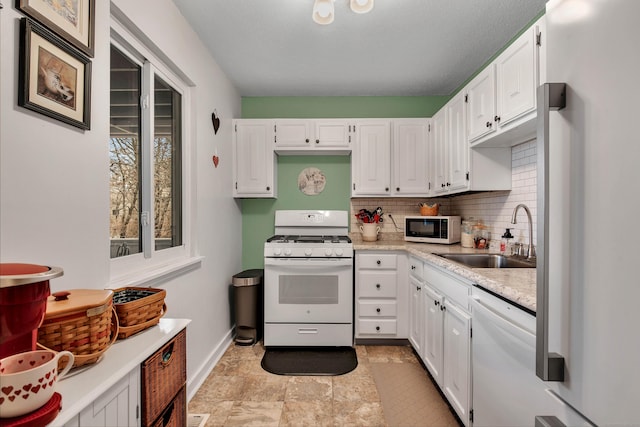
left=109, top=15, right=193, bottom=281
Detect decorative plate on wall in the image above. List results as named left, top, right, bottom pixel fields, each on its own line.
left=297, top=167, right=326, bottom=196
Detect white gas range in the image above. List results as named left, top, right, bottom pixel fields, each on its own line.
left=263, top=210, right=354, bottom=347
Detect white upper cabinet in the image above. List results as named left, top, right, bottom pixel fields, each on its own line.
left=274, top=119, right=352, bottom=154
left=466, top=65, right=497, bottom=142
left=392, top=119, right=431, bottom=196
left=432, top=109, right=448, bottom=195
left=233, top=120, right=276, bottom=198
left=496, top=25, right=537, bottom=127
left=467, top=17, right=544, bottom=147
left=447, top=93, right=469, bottom=192
left=351, top=120, right=391, bottom=196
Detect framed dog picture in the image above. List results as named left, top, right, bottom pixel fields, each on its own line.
left=18, top=0, right=95, bottom=57
left=18, top=18, right=91, bottom=130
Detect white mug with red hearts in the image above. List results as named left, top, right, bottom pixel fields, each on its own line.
left=0, top=349, right=74, bottom=418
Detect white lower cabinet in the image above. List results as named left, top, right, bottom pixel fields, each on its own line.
left=63, top=366, right=140, bottom=427
left=411, top=261, right=472, bottom=427
left=355, top=252, right=408, bottom=339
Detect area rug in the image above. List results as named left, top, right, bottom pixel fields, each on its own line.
left=261, top=346, right=357, bottom=376
left=369, top=362, right=460, bottom=427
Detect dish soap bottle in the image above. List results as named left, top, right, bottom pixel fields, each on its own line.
left=500, top=229, right=513, bottom=255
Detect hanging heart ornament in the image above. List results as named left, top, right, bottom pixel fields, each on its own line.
left=212, top=155, right=219, bottom=168
left=211, top=111, right=220, bottom=134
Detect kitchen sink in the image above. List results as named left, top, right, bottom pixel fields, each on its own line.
left=434, top=253, right=536, bottom=269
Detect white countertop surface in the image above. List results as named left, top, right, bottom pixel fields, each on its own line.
left=50, top=318, right=191, bottom=426
left=352, top=237, right=537, bottom=312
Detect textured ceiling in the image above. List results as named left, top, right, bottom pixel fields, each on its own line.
left=172, top=0, right=547, bottom=97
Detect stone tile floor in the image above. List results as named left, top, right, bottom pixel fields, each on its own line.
left=188, top=343, right=456, bottom=426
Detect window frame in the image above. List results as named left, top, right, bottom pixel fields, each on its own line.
left=109, top=15, right=197, bottom=285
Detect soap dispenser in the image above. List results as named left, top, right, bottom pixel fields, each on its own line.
left=500, top=229, right=513, bottom=255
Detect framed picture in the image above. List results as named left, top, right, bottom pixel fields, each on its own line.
left=18, top=18, right=91, bottom=130
left=17, top=0, right=95, bottom=57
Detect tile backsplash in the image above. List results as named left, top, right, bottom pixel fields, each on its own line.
left=351, top=139, right=537, bottom=250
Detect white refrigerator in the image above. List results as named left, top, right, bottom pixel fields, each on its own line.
left=536, top=0, right=640, bottom=425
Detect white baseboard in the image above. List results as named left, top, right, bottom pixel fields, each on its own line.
left=186, top=328, right=234, bottom=401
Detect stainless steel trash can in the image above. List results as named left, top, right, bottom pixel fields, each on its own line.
left=232, top=269, right=263, bottom=345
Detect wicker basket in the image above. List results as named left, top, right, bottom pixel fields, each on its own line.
left=112, top=287, right=167, bottom=339
left=420, top=203, right=439, bottom=216
left=142, top=329, right=186, bottom=426
left=37, top=289, right=118, bottom=368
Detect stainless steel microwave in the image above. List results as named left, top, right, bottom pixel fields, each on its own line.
left=404, top=216, right=461, bottom=244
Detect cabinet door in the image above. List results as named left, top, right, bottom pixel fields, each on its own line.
left=432, top=109, right=448, bottom=195
left=314, top=120, right=351, bottom=147
left=447, top=93, right=469, bottom=192
left=496, top=26, right=537, bottom=127
left=351, top=121, right=391, bottom=196
left=423, top=285, right=444, bottom=387
left=392, top=119, right=430, bottom=196
left=467, top=65, right=497, bottom=142
left=275, top=120, right=312, bottom=147
left=78, top=366, right=140, bottom=427
left=443, top=302, right=472, bottom=426
left=408, top=275, right=423, bottom=354
left=233, top=120, right=276, bottom=197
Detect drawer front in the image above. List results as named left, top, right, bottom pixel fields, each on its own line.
left=151, top=386, right=186, bottom=427
left=358, top=253, right=398, bottom=269
left=142, top=329, right=187, bottom=426
left=424, top=264, right=471, bottom=311
left=358, top=272, right=397, bottom=298
left=358, top=300, right=397, bottom=317
left=264, top=323, right=353, bottom=346
left=408, top=257, right=424, bottom=281
left=357, top=319, right=397, bottom=335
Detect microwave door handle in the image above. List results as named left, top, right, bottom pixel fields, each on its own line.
left=536, top=83, right=566, bottom=382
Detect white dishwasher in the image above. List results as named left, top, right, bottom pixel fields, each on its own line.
left=470, top=286, right=552, bottom=426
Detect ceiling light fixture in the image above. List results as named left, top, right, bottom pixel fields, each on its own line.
left=313, top=0, right=335, bottom=25
left=312, top=0, right=373, bottom=25
left=350, top=0, right=374, bottom=14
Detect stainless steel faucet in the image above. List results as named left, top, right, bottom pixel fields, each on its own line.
left=511, top=204, right=536, bottom=260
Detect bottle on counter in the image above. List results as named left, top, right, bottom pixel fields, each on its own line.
left=500, top=228, right=513, bottom=255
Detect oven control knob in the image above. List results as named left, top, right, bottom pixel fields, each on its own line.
left=325, top=248, right=333, bottom=256
left=273, top=248, right=282, bottom=256
left=304, top=248, right=313, bottom=256
left=335, top=248, right=344, bottom=256
left=284, top=248, right=292, bottom=256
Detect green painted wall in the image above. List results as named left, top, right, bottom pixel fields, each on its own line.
left=242, top=155, right=351, bottom=269
left=242, top=96, right=449, bottom=119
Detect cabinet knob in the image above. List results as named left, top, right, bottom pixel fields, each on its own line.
left=411, top=265, right=415, bottom=270
left=376, top=326, right=381, bottom=331
left=305, top=138, right=309, bottom=143
left=376, top=308, right=381, bottom=313
left=486, top=121, right=492, bottom=128
left=441, top=183, right=445, bottom=188
left=316, top=139, right=320, bottom=144
left=376, top=283, right=381, bottom=289
left=434, top=300, right=439, bottom=306
left=441, top=305, right=446, bottom=311
left=376, top=260, right=381, bottom=265
left=266, top=186, right=270, bottom=191
left=416, top=286, right=421, bottom=291
left=396, top=187, right=400, bottom=192
left=447, top=182, right=451, bottom=187
left=495, top=115, right=501, bottom=122
left=385, top=187, right=389, bottom=192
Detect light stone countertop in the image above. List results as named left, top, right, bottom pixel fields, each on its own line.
left=351, top=234, right=537, bottom=313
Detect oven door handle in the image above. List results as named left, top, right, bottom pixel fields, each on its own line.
left=264, top=258, right=353, bottom=267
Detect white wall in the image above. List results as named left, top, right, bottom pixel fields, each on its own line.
left=1, top=0, right=242, bottom=397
